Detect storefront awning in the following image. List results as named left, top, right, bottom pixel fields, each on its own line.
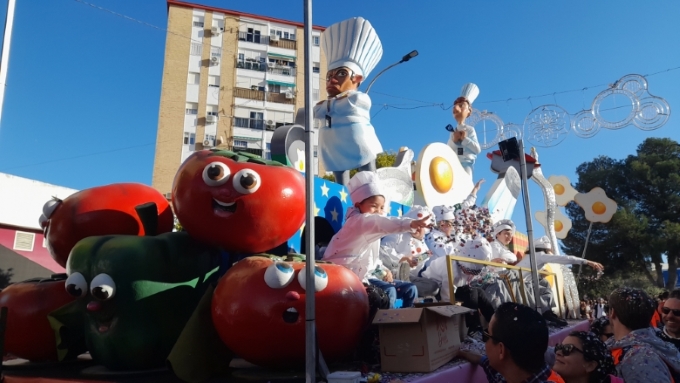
left=233, top=136, right=262, bottom=141
left=267, top=80, right=296, bottom=88
left=267, top=52, right=296, bottom=60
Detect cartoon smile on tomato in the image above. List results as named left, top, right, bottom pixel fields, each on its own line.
left=40, top=183, right=174, bottom=267
left=172, top=150, right=306, bottom=253
left=61, top=231, right=220, bottom=370
left=211, top=256, right=368, bottom=367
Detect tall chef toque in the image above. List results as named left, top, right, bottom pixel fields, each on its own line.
left=347, top=171, right=383, bottom=204
left=322, top=17, right=383, bottom=78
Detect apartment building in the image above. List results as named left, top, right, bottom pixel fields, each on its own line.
left=152, top=0, right=326, bottom=195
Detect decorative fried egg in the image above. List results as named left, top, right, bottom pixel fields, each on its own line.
left=414, top=143, right=473, bottom=207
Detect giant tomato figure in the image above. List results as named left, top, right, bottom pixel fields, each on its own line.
left=40, top=183, right=174, bottom=267
left=0, top=275, right=79, bottom=361
left=212, top=257, right=368, bottom=367
left=172, top=150, right=305, bottom=253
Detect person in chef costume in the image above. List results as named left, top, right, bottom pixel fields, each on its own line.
left=447, top=83, right=482, bottom=176
left=313, top=17, right=384, bottom=186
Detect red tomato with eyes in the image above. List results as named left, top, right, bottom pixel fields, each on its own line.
left=41, top=183, right=174, bottom=267
left=0, top=275, right=77, bottom=361
left=172, top=150, right=306, bottom=253
left=211, top=257, right=368, bottom=367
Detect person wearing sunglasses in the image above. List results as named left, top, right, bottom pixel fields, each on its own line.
left=607, top=287, right=680, bottom=382
left=312, top=17, right=384, bottom=186
left=655, top=289, right=680, bottom=352
left=446, top=83, right=482, bottom=177
left=458, top=302, right=558, bottom=383
left=552, top=331, right=620, bottom=383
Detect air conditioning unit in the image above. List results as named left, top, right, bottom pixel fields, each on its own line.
left=271, top=35, right=279, bottom=41
left=206, top=115, right=218, bottom=123
left=267, top=62, right=276, bottom=68
left=265, top=119, right=275, bottom=127
left=203, top=139, right=214, bottom=147
left=211, top=26, right=221, bottom=36
left=285, top=92, right=294, bottom=99
left=210, top=56, right=220, bottom=65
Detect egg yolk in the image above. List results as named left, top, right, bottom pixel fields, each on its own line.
left=553, top=184, right=565, bottom=195
left=429, top=157, right=453, bottom=193
left=555, top=220, right=564, bottom=232
left=592, top=201, right=606, bottom=215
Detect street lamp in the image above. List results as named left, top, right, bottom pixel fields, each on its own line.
left=365, top=50, right=418, bottom=94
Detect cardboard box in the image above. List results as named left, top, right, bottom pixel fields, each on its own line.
left=372, top=305, right=472, bottom=373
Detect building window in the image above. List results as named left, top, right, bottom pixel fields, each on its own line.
left=313, top=62, right=320, bottom=73
left=250, top=112, right=264, bottom=129
left=185, top=103, right=198, bottom=115
left=189, top=133, right=195, bottom=145
left=313, top=36, right=320, bottom=46
left=268, top=84, right=281, bottom=93
left=187, top=72, right=200, bottom=84
left=208, top=75, right=220, bottom=88
left=234, top=140, right=248, bottom=148
left=190, top=42, right=202, bottom=56
left=184, top=132, right=190, bottom=145
left=314, top=145, right=318, bottom=158
left=289, top=33, right=296, bottom=41
left=207, top=105, right=218, bottom=117
left=13, top=231, right=35, bottom=251
left=192, top=16, right=204, bottom=28
left=247, top=28, right=261, bottom=43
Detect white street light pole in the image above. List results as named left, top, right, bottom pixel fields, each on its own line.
left=0, top=0, right=17, bottom=131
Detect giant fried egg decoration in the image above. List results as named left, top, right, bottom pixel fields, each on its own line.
left=415, top=143, right=474, bottom=207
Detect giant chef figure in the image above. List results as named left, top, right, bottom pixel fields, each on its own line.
left=313, top=17, right=384, bottom=186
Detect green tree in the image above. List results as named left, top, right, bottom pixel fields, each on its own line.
left=562, top=138, right=680, bottom=290
left=0, top=268, right=13, bottom=289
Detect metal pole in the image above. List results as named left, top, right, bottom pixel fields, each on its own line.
left=518, top=139, right=542, bottom=311
left=576, top=222, right=594, bottom=279
left=303, top=0, right=317, bottom=381
left=0, top=0, right=17, bottom=131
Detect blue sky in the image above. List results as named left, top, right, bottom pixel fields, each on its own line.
left=0, top=0, right=679, bottom=239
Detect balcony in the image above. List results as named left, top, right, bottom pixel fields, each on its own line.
left=234, top=117, right=288, bottom=131
left=269, top=38, right=296, bottom=50
left=236, top=60, right=266, bottom=72
left=233, top=87, right=295, bottom=105
left=238, top=32, right=270, bottom=45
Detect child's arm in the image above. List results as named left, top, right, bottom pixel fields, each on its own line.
left=358, top=214, right=431, bottom=243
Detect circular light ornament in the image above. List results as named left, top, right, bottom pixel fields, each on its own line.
left=592, top=88, right=639, bottom=130
left=573, top=187, right=618, bottom=223
left=571, top=110, right=601, bottom=138
left=466, top=109, right=504, bottom=150
left=548, top=175, right=578, bottom=206
left=415, top=143, right=473, bottom=207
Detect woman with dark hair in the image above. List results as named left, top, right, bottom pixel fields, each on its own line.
left=552, top=331, right=621, bottom=383
left=590, top=317, right=614, bottom=343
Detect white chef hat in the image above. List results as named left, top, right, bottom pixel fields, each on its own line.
left=461, top=237, right=492, bottom=262
left=457, top=83, right=480, bottom=105
left=534, top=236, right=552, bottom=250
left=493, top=219, right=515, bottom=237
left=348, top=171, right=383, bottom=204
left=433, top=205, right=455, bottom=223
left=322, top=17, right=383, bottom=78
left=405, top=205, right=435, bottom=226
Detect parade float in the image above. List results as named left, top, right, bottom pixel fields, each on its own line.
left=0, top=2, right=672, bottom=383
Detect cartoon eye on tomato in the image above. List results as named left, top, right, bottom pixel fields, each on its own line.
left=172, top=150, right=306, bottom=253
left=211, top=256, right=368, bottom=367
left=59, top=231, right=221, bottom=370
left=41, top=183, right=174, bottom=267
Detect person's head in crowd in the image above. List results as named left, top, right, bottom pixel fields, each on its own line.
left=590, top=316, right=614, bottom=343
left=659, top=290, right=670, bottom=302
left=484, top=302, right=549, bottom=378
left=533, top=235, right=554, bottom=254
left=553, top=331, right=616, bottom=383
left=348, top=171, right=385, bottom=215
left=405, top=205, right=434, bottom=239
left=662, top=289, right=680, bottom=337
left=433, top=205, right=455, bottom=237
left=608, top=287, right=656, bottom=340
left=492, top=219, right=515, bottom=246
